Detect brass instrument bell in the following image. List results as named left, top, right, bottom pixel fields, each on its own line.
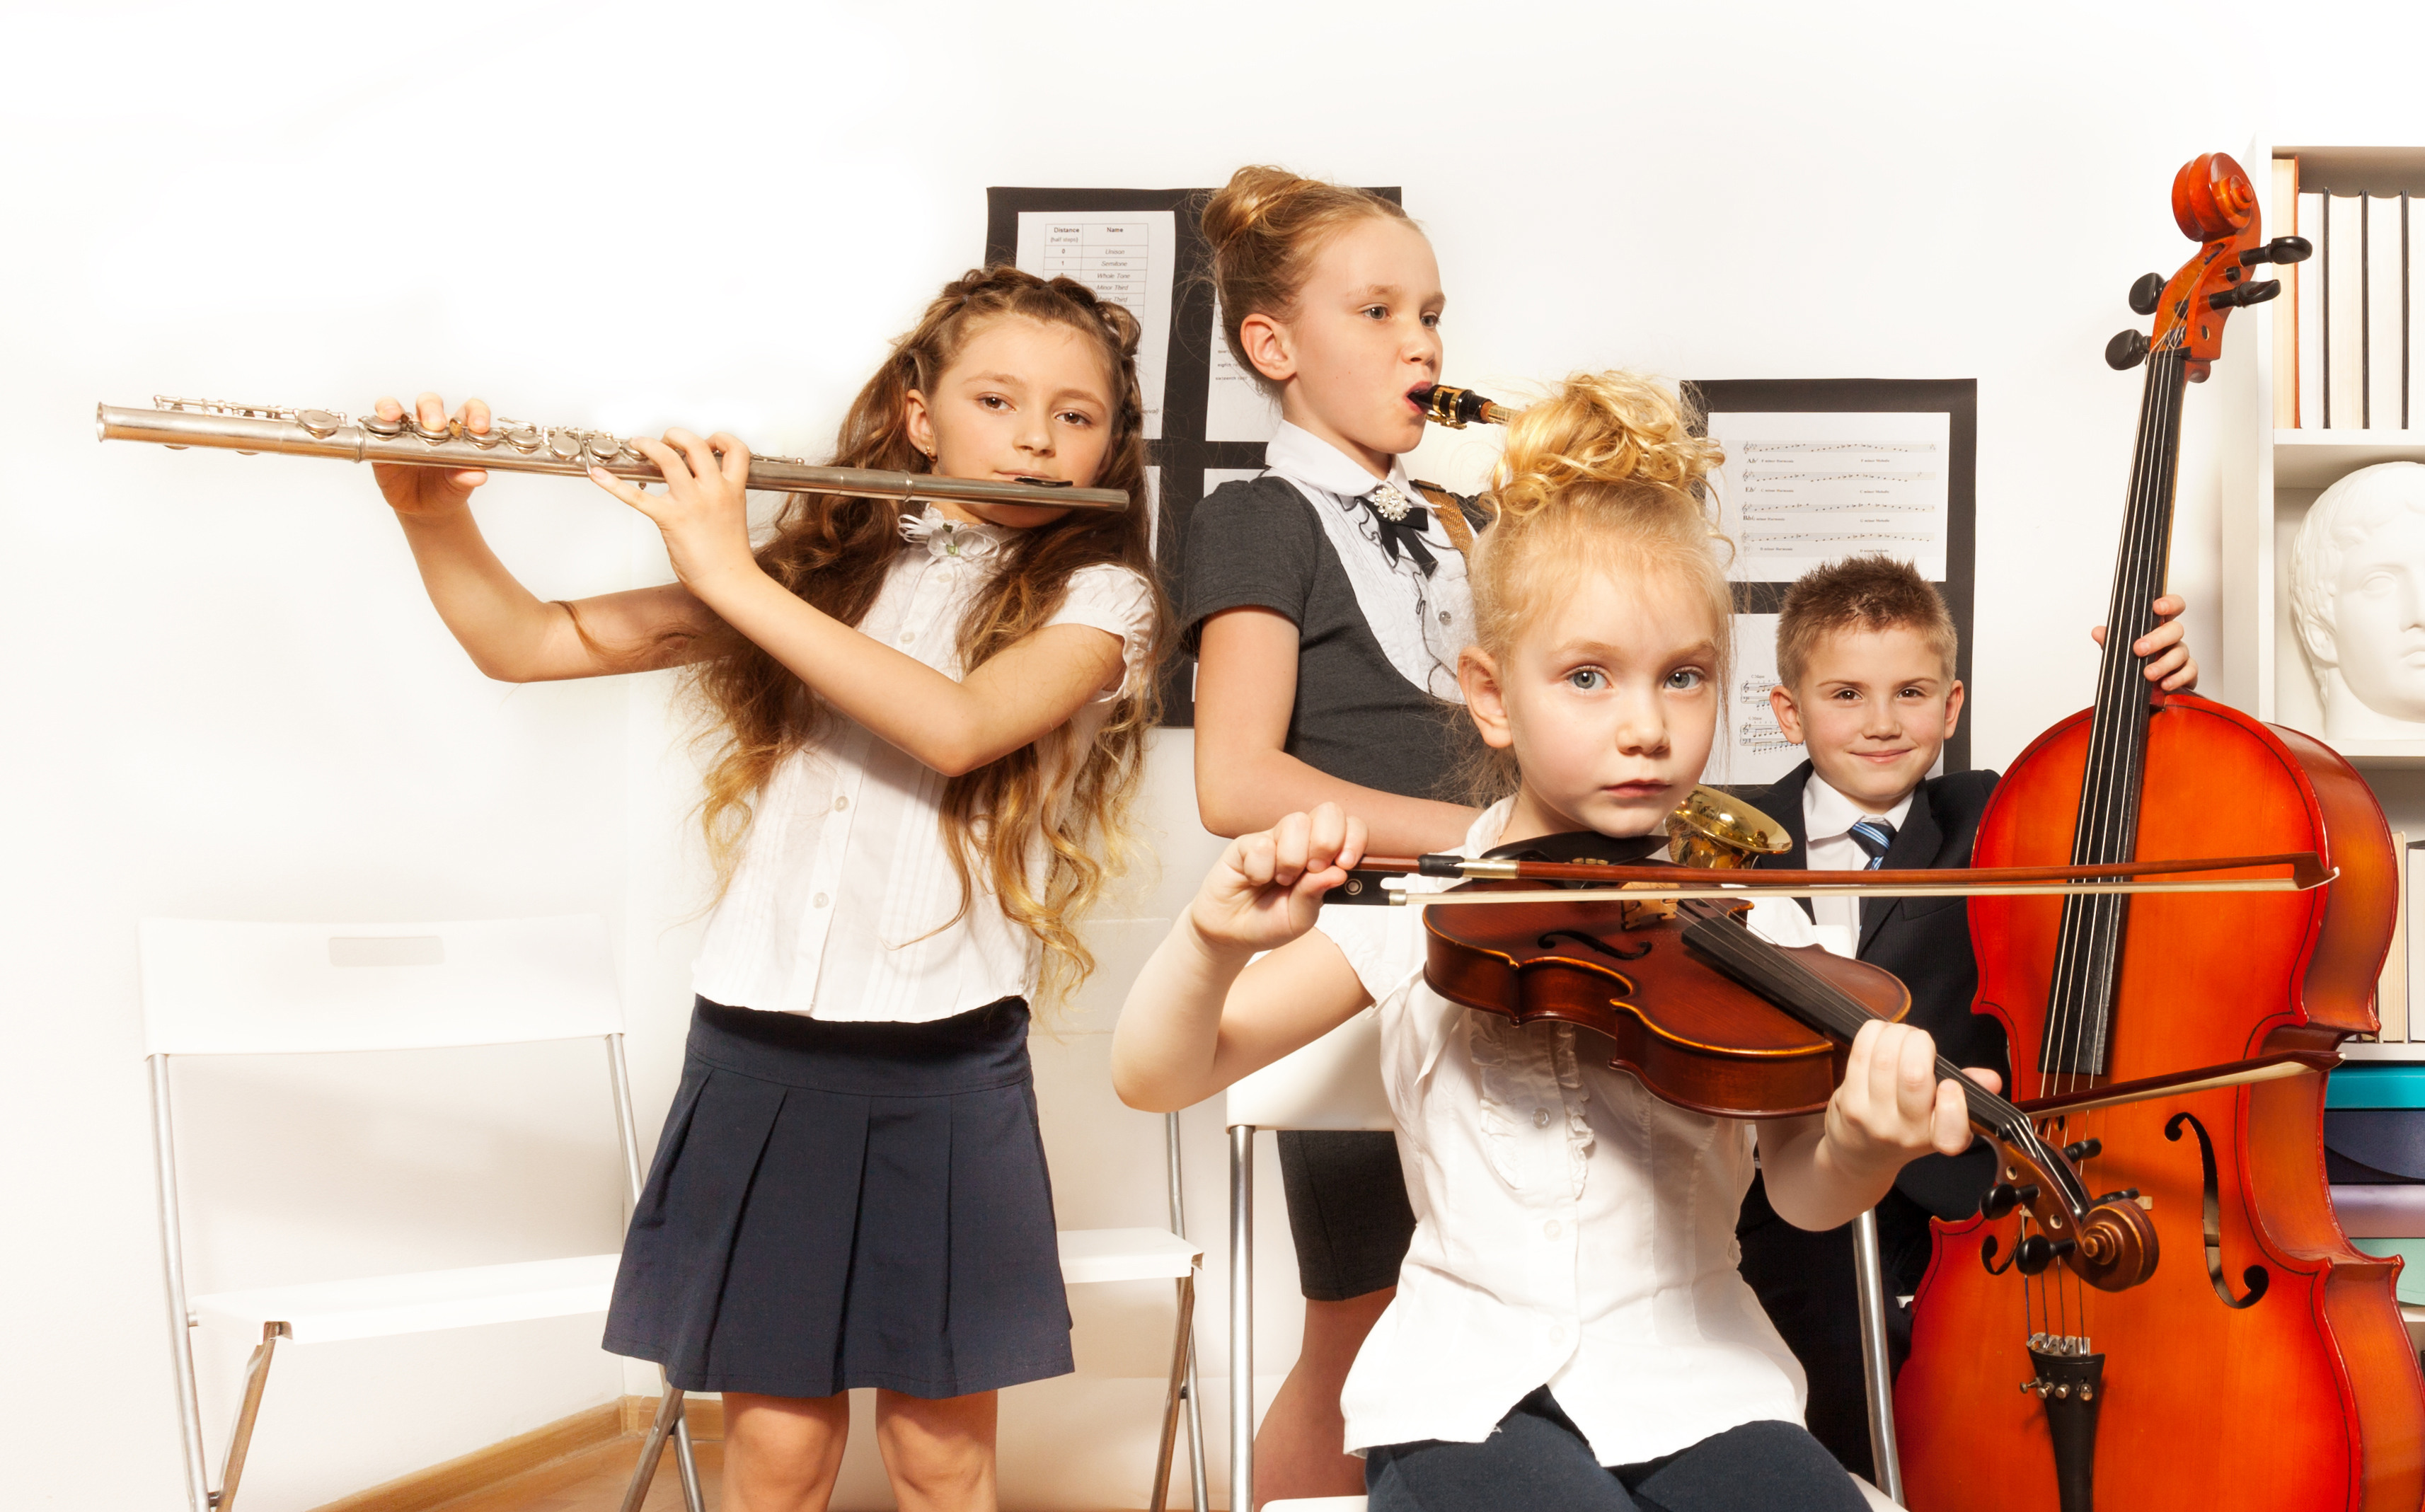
left=1666, top=786, right=1793, bottom=870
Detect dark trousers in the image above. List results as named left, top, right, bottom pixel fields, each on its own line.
left=1365, top=1388, right=1867, bottom=1511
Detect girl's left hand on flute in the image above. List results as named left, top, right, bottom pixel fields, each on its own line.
left=1187, top=803, right=1368, bottom=961
left=587, top=431, right=760, bottom=599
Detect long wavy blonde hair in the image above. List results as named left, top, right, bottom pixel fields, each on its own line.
left=1463, top=371, right=1732, bottom=798
left=684, top=266, right=1164, bottom=1008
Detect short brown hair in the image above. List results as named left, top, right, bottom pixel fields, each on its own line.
left=1775, top=555, right=1957, bottom=688
left=1201, top=166, right=1417, bottom=394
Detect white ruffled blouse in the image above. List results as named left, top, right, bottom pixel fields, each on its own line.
left=690, top=507, right=1155, bottom=1022
left=1313, top=800, right=1823, bottom=1465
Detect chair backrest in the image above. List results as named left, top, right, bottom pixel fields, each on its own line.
left=1226, top=1007, right=1394, bottom=1131
left=140, top=916, right=620, bottom=1057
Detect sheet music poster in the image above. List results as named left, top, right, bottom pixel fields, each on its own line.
left=1692, top=381, right=1978, bottom=783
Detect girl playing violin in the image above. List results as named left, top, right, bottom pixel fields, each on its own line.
left=1115, top=374, right=1995, bottom=1511
left=370, top=265, right=1161, bottom=1512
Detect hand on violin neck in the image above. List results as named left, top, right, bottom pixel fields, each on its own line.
left=1187, top=803, right=1369, bottom=961
left=1761, top=1020, right=2003, bottom=1232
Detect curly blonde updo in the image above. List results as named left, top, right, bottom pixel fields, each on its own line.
left=1468, top=371, right=1734, bottom=743
left=1201, top=165, right=1417, bottom=393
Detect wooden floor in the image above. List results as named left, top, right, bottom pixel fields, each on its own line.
left=424, top=1435, right=725, bottom=1512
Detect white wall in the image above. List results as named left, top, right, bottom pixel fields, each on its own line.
left=9, top=2, right=2425, bottom=1508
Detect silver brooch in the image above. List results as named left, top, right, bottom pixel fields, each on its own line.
left=1369, top=483, right=1412, bottom=522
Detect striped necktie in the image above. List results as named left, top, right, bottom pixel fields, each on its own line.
left=1848, top=816, right=1896, bottom=869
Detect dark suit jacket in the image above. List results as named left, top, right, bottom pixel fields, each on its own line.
left=1726, top=758, right=2010, bottom=1472
left=1732, top=759, right=2009, bottom=1233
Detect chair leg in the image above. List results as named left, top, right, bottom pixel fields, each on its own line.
left=1853, top=1207, right=1904, bottom=1505
left=1228, top=1124, right=1255, bottom=1512
left=1165, top=1109, right=1208, bottom=1512
left=1182, top=1324, right=1209, bottom=1512
left=672, top=1410, right=704, bottom=1512
left=1151, top=1269, right=1197, bottom=1512
left=214, top=1322, right=286, bottom=1511
left=618, top=1383, right=686, bottom=1512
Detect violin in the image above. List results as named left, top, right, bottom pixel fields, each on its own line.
left=1890, top=154, right=2424, bottom=1512
left=1412, top=865, right=2162, bottom=1293
left=1335, top=789, right=2190, bottom=1292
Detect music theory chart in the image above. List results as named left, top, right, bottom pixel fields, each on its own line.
left=1015, top=212, right=1175, bottom=439
left=1709, top=410, right=1950, bottom=582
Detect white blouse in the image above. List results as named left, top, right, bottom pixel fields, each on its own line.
left=1315, top=801, right=1825, bottom=1465
left=691, top=508, right=1155, bottom=1022
left=1263, top=421, right=1476, bottom=704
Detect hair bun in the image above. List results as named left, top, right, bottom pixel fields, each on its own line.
left=1202, top=165, right=1304, bottom=252
left=1491, top=372, right=1724, bottom=521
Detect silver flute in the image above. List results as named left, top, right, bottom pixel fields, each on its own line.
left=96, top=396, right=1131, bottom=512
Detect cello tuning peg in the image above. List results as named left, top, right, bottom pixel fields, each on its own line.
left=2208, top=279, right=2283, bottom=311
left=2106, top=330, right=2152, bottom=371
left=2129, top=272, right=2167, bottom=316
left=2063, top=1137, right=2102, bottom=1162
left=2240, top=234, right=2314, bottom=267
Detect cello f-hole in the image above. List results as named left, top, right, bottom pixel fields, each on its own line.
left=2165, top=1111, right=2269, bottom=1310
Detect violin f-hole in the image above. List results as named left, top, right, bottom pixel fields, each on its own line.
left=2165, top=1111, right=2268, bottom=1310
left=1537, top=928, right=1651, bottom=962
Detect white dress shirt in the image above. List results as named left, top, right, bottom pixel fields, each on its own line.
left=1315, top=801, right=1826, bottom=1465
left=1262, top=421, right=1475, bottom=704
left=1801, top=772, right=1915, bottom=937
left=690, top=508, right=1155, bottom=1022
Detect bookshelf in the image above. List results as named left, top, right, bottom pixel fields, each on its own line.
left=2220, top=137, right=2425, bottom=762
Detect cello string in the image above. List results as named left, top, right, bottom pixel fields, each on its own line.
left=2050, top=342, right=2157, bottom=1100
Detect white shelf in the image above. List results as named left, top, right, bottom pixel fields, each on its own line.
left=2341, top=1041, right=2425, bottom=1061
left=2274, top=430, right=2425, bottom=489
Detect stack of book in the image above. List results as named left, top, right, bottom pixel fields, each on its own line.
left=2273, top=157, right=2420, bottom=431
left=2329, top=1064, right=2425, bottom=1300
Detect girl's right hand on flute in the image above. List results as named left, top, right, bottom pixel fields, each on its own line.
left=369, top=393, right=491, bottom=517
left=1187, top=803, right=1366, bottom=959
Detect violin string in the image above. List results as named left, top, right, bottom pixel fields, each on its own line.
left=1678, top=908, right=2079, bottom=1191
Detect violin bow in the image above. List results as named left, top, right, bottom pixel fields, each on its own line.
left=1342, top=850, right=2330, bottom=906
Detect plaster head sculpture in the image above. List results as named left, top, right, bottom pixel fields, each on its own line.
left=2289, top=461, right=2425, bottom=739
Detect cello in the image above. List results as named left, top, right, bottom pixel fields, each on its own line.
left=1893, top=153, right=2424, bottom=1511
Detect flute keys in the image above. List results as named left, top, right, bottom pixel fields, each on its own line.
left=502, top=422, right=541, bottom=452
left=296, top=410, right=344, bottom=440
left=361, top=410, right=405, bottom=438
left=547, top=429, right=585, bottom=461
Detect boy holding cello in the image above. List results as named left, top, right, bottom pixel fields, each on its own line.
left=1729, top=554, right=2199, bottom=1477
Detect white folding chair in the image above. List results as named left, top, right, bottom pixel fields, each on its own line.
left=140, top=916, right=701, bottom=1512
left=1226, top=1008, right=1396, bottom=1509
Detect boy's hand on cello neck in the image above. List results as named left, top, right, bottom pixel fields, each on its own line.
left=1758, top=1020, right=2002, bottom=1233
left=2092, top=590, right=2199, bottom=693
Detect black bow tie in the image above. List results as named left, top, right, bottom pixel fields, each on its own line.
left=1352, top=487, right=1439, bottom=577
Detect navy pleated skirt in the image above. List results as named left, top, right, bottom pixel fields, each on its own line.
left=602, top=996, right=1073, bottom=1400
